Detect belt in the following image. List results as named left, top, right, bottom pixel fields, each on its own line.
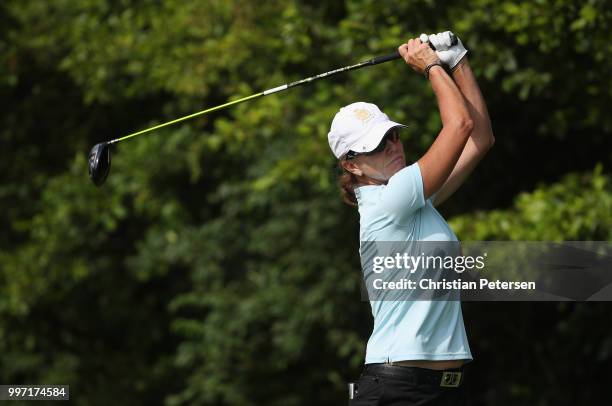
left=363, top=364, right=464, bottom=388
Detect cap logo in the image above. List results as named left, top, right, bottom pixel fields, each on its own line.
left=353, top=108, right=373, bottom=124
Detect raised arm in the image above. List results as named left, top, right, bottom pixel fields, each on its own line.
left=427, top=32, right=495, bottom=206
left=398, top=39, right=474, bottom=200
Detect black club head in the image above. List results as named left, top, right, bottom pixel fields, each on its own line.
left=88, top=142, right=111, bottom=186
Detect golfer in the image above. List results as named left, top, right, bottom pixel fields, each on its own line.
left=328, top=32, right=494, bottom=405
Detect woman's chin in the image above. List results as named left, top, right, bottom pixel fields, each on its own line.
left=388, top=161, right=406, bottom=176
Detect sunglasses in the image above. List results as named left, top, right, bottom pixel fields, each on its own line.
left=345, top=129, right=400, bottom=160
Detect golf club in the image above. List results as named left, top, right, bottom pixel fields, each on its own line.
left=88, top=33, right=457, bottom=186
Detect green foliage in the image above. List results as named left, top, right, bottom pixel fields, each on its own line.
left=450, top=165, right=612, bottom=241
left=1, top=0, right=611, bottom=405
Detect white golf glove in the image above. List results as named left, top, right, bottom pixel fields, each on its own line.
left=423, top=31, right=468, bottom=70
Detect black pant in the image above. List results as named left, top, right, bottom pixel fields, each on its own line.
left=350, top=364, right=467, bottom=406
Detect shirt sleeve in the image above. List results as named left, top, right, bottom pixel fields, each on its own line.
left=378, top=163, right=426, bottom=224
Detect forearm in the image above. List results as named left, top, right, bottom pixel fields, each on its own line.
left=430, top=66, right=472, bottom=128
left=428, top=59, right=494, bottom=206
left=452, top=59, right=494, bottom=146
left=418, top=66, right=474, bottom=198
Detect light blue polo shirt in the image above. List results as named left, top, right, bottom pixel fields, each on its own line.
left=354, top=163, right=472, bottom=364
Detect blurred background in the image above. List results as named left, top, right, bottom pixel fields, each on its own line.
left=1, top=0, right=611, bottom=405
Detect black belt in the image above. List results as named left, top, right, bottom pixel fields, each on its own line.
left=363, top=364, right=464, bottom=388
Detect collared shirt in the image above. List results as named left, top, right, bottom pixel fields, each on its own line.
left=354, top=163, right=472, bottom=364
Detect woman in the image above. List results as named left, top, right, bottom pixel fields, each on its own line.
left=328, top=32, right=494, bottom=405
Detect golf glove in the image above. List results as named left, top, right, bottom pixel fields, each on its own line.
left=426, top=31, right=468, bottom=70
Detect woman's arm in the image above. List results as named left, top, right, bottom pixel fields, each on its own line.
left=398, top=38, right=474, bottom=200
left=432, top=58, right=495, bottom=206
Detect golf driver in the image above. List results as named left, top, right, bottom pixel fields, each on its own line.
left=88, top=33, right=457, bottom=186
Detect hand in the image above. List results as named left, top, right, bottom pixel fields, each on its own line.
left=397, top=38, right=441, bottom=75
left=425, top=31, right=468, bottom=70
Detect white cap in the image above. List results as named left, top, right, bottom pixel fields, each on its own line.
left=327, top=102, right=407, bottom=159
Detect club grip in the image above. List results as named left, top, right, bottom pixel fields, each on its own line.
left=369, top=51, right=402, bottom=65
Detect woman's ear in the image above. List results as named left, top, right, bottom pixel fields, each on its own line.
left=341, top=159, right=363, bottom=176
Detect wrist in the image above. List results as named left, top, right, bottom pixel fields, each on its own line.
left=454, top=56, right=469, bottom=69
left=450, top=52, right=469, bottom=71
left=425, top=63, right=444, bottom=79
